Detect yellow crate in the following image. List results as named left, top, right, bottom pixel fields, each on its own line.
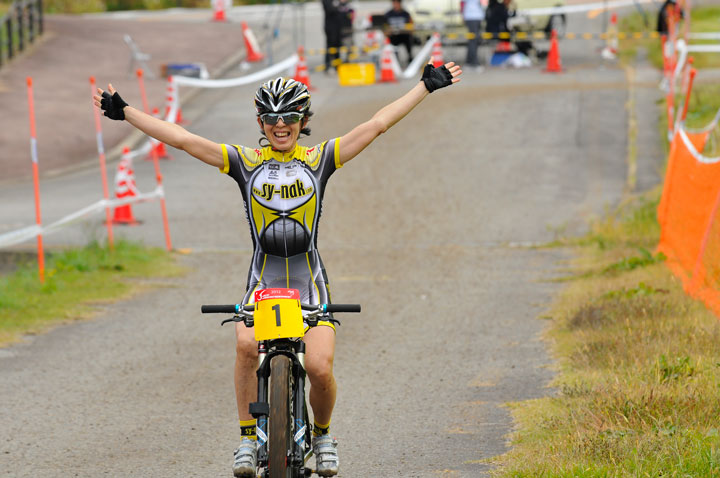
left=338, top=63, right=376, bottom=86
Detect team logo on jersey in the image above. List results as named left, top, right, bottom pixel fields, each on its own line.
left=252, top=179, right=314, bottom=201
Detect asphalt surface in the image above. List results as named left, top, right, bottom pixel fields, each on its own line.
left=0, top=2, right=667, bottom=477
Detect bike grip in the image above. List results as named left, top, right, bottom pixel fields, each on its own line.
left=201, top=304, right=238, bottom=314
left=325, top=304, right=361, bottom=313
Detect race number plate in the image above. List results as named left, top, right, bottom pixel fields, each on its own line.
left=253, top=288, right=305, bottom=341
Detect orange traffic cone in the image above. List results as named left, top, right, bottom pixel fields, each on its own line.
left=379, top=38, right=397, bottom=82
left=147, top=108, right=172, bottom=161
left=293, top=46, right=312, bottom=89
left=545, top=30, right=563, bottom=73
left=112, top=147, right=140, bottom=225
left=164, top=77, right=186, bottom=125
left=601, top=12, right=618, bottom=60
left=431, top=33, right=444, bottom=67
left=242, top=21, right=264, bottom=62
left=496, top=40, right=513, bottom=53
left=212, top=0, right=226, bottom=22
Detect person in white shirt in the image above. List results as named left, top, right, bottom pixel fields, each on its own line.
left=463, top=0, right=486, bottom=68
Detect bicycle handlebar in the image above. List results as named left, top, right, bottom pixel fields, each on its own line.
left=324, top=304, right=361, bottom=313
left=200, top=303, right=361, bottom=314
left=201, top=304, right=240, bottom=314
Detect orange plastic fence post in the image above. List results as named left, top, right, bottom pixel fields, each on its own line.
left=26, top=77, right=45, bottom=283
left=680, top=68, right=697, bottom=123
left=89, top=76, right=115, bottom=248
left=136, top=68, right=173, bottom=251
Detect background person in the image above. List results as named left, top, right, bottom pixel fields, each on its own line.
left=94, top=61, right=461, bottom=478
left=384, top=0, right=414, bottom=66
left=339, top=0, right=355, bottom=64
left=485, top=0, right=512, bottom=36
left=657, top=0, right=683, bottom=35
left=462, top=0, right=486, bottom=69
left=323, top=0, right=343, bottom=71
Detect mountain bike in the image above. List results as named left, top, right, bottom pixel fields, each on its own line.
left=202, top=288, right=361, bottom=478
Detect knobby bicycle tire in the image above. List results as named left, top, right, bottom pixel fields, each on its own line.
left=269, top=355, right=293, bottom=478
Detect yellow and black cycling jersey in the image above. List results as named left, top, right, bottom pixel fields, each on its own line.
left=220, top=139, right=342, bottom=306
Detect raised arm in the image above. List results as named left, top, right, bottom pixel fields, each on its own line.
left=337, top=59, right=462, bottom=165
left=93, top=84, right=224, bottom=168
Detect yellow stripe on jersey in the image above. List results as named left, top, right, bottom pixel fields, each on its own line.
left=306, top=252, right=321, bottom=301
left=333, top=138, right=342, bottom=169
left=285, top=258, right=290, bottom=288
left=220, top=144, right=230, bottom=174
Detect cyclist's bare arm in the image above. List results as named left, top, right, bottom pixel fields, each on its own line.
left=94, top=84, right=224, bottom=168
left=337, top=60, right=461, bottom=166
left=337, top=81, right=428, bottom=165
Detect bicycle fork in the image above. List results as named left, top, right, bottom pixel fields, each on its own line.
left=250, top=340, right=310, bottom=473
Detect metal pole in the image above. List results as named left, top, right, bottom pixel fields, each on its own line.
left=7, top=17, right=14, bottom=60
left=16, top=2, right=24, bottom=52
left=28, top=1, right=34, bottom=44
left=37, top=0, right=43, bottom=35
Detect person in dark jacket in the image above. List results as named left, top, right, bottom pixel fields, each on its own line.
left=657, top=0, right=683, bottom=35
left=385, top=0, right=414, bottom=66
left=485, top=0, right=511, bottom=35
left=323, top=0, right=343, bottom=71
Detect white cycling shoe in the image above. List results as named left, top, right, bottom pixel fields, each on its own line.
left=312, top=435, right=339, bottom=476
left=232, top=438, right=257, bottom=477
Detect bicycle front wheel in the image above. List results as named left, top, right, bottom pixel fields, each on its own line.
left=268, top=355, right=293, bottom=478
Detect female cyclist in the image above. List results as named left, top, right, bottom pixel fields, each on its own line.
left=94, top=59, right=461, bottom=477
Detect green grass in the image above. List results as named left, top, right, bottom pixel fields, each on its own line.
left=619, top=6, right=720, bottom=70
left=0, top=240, right=183, bottom=346
left=491, top=190, right=720, bottom=477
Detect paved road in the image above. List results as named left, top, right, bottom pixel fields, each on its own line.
left=0, top=3, right=665, bottom=477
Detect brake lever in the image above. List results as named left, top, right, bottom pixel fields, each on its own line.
left=220, top=315, right=254, bottom=327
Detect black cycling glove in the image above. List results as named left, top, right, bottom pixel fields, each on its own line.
left=421, top=63, right=453, bottom=93
left=100, top=91, right=128, bottom=121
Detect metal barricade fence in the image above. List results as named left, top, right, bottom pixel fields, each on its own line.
left=0, top=0, right=43, bottom=69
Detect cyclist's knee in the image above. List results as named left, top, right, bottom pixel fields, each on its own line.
left=305, top=353, right=334, bottom=386
left=235, top=325, right=257, bottom=364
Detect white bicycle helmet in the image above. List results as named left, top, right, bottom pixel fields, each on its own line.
left=254, top=77, right=311, bottom=115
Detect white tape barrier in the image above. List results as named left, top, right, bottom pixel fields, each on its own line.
left=402, top=36, right=436, bottom=79
left=687, top=44, right=720, bottom=53
left=688, top=33, right=720, bottom=40
left=685, top=108, right=720, bottom=137
left=387, top=36, right=435, bottom=80
left=674, top=39, right=720, bottom=86
left=0, top=185, right=164, bottom=249
left=170, top=54, right=298, bottom=89
left=679, top=128, right=720, bottom=164
left=160, top=54, right=298, bottom=129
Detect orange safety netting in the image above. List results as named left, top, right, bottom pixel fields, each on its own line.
left=657, top=128, right=720, bottom=318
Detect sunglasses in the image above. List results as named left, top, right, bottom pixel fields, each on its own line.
left=260, top=112, right=304, bottom=125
